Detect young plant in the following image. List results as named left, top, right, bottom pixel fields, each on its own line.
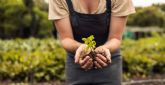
left=82, top=35, right=96, bottom=60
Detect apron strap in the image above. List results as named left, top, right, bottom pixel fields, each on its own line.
left=66, top=0, right=79, bottom=29
left=66, top=0, right=75, bottom=15
left=106, top=0, right=111, bottom=30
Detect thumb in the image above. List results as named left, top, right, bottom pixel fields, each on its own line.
left=105, top=49, right=111, bottom=63
left=75, top=50, right=80, bottom=64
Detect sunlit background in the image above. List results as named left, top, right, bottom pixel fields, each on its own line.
left=132, top=0, right=165, bottom=7
left=0, top=0, right=165, bottom=85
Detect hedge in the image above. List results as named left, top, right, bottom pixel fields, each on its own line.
left=0, top=38, right=66, bottom=81
left=122, top=35, right=165, bottom=80
left=0, top=36, right=164, bottom=82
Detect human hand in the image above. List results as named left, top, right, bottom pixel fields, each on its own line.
left=75, top=44, right=93, bottom=70
left=79, top=56, right=93, bottom=70
left=94, top=46, right=111, bottom=69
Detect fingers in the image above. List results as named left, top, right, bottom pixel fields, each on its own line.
left=96, top=54, right=107, bottom=63
left=95, top=46, right=112, bottom=64
left=84, top=60, right=94, bottom=71
left=88, top=62, right=93, bottom=70
left=94, top=61, right=102, bottom=69
left=95, top=57, right=107, bottom=67
left=105, top=49, right=111, bottom=63
left=75, top=49, right=81, bottom=64
left=81, top=59, right=93, bottom=70
left=79, top=56, right=90, bottom=66
left=94, top=53, right=110, bottom=69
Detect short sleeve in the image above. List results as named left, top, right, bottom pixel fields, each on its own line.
left=48, top=0, right=69, bottom=20
left=111, top=0, right=136, bottom=16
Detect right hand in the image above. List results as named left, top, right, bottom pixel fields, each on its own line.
left=94, top=46, right=111, bottom=69
left=75, top=44, right=93, bottom=70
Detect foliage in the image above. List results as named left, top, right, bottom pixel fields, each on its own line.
left=0, top=38, right=66, bottom=81
left=82, top=35, right=96, bottom=51
left=154, top=4, right=165, bottom=12
left=122, top=35, right=165, bottom=80
left=0, top=36, right=165, bottom=81
left=0, top=0, right=52, bottom=39
left=127, top=5, right=165, bottom=28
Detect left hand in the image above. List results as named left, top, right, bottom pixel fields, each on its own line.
left=74, top=44, right=93, bottom=71
left=79, top=56, right=94, bottom=71
left=94, top=46, right=111, bottom=68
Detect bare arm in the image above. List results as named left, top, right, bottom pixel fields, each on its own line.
left=54, top=17, right=82, bottom=53
left=102, top=16, right=128, bottom=53
left=55, top=17, right=93, bottom=70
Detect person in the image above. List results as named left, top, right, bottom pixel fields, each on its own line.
left=49, top=0, right=135, bottom=85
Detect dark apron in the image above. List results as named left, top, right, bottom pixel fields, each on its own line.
left=65, top=0, right=122, bottom=85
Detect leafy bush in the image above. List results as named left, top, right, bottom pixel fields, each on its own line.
left=0, top=38, right=66, bottom=81
left=122, top=35, right=165, bottom=80
left=0, top=36, right=165, bottom=82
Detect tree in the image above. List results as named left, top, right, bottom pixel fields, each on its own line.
left=0, top=0, right=53, bottom=39
left=127, top=5, right=165, bottom=28
left=23, top=0, right=37, bottom=37
left=153, top=4, right=165, bottom=12
left=0, top=0, right=30, bottom=38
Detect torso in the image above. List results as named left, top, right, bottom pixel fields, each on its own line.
left=79, top=0, right=100, bottom=14
left=71, top=0, right=106, bottom=14
left=67, top=0, right=111, bottom=47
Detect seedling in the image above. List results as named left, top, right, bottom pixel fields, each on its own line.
left=82, top=35, right=96, bottom=60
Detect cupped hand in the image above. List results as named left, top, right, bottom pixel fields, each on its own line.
left=75, top=44, right=93, bottom=70
left=75, top=44, right=90, bottom=63
left=79, top=56, right=93, bottom=70
left=94, top=46, right=111, bottom=68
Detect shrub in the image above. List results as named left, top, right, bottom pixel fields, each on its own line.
left=122, top=36, right=165, bottom=80
left=0, top=36, right=165, bottom=81
left=0, top=38, right=66, bottom=81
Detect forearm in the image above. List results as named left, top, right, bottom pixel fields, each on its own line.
left=60, top=38, right=82, bottom=53
left=54, top=17, right=83, bottom=53
left=102, top=38, right=122, bottom=53
left=102, top=16, right=127, bottom=53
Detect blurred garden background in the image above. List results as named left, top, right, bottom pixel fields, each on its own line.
left=0, top=0, right=165, bottom=85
